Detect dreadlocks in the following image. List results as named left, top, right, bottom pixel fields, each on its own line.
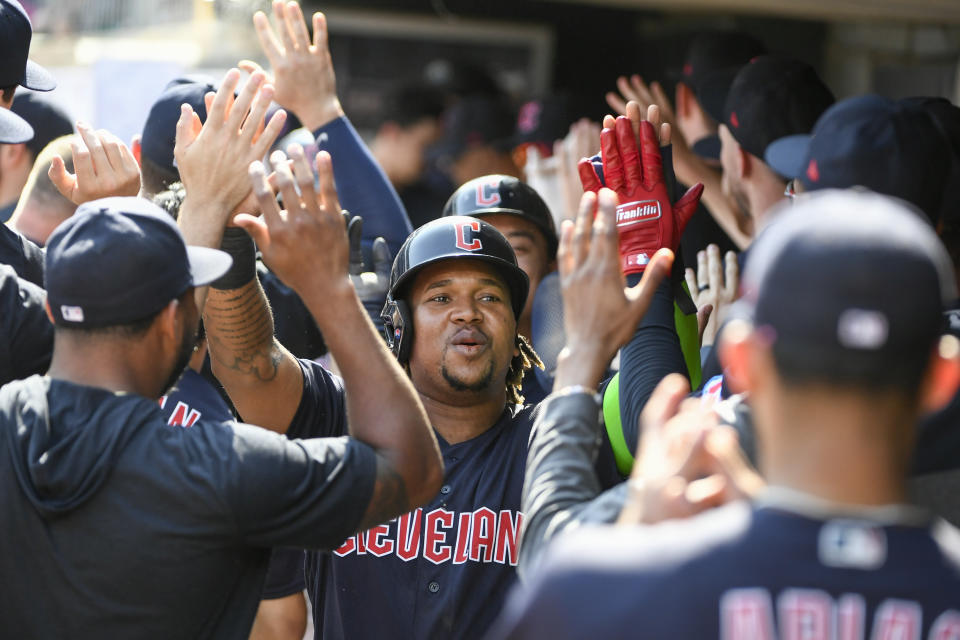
left=506, top=334, right=543, bottom=405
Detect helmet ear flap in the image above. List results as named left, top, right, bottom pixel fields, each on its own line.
left=381, top=297, right=413, bottom=364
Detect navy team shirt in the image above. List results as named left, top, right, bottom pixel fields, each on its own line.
left=287, top=359, right=557, bottom=639
left=491, top=489, right=960, bottom=639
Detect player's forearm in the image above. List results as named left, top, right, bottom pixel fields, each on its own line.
left=203, top=278, right=303, bottom=432
left=674, top=155, right=752, bottom=250
left=302, top=283, right=442, bottom=506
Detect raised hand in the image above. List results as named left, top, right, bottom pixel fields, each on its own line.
left=685, top=243, right=739, bottom=347
left=49, top=123, right=141, bottom=205
left=579, top=109, right=703, bottom=276
left=174, top=69, right=286, bottom=226
left=616, top=374, right=764, bottom=525
left=552, top=188, right=674, bottom=391
left=240, top=0, right=343, bottom=131
left=235, top=144, right=349, bottom=300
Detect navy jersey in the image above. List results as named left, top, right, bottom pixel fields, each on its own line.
left=159, top=369, right=234, bottom=427
left=288, top=359, right=551, bottom=639
left=0, top=265, right=52, bottom=386
left=492, top=490, right=960, bottom=639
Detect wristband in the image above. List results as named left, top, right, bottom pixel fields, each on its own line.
left=552, top=384, right=602, bottom=406
left=210, top=227, right=257, bottom=290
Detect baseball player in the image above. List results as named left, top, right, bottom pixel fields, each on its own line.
left=491, top=190, right=960, bottom=639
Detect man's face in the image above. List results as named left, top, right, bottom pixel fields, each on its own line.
left=391, top=118, right=442, bottom=187
left=160, top=292, right=200, bottom=395
left=407, top=259, right=519, bottom=400
left=719, top=124, right=750, bottom=217
left=478, top=213, right=552, bottom=333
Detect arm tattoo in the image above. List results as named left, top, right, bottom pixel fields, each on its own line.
left=358, top=458, right=410, bottom=531
left=204, top=281, right=283, bottom=381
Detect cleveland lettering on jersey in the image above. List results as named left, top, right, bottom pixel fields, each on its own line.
left=615, top=200, right=661, bottom=227
left=333, top=507, right=524, bottom=567
left=157, top=395, right=202, bottom=428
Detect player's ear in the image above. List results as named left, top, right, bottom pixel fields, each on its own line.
left=919, top=335, right=960, bottom=413
left=130, top=134, right=142, bottom=166
left=718, top=319, right=758, bottom=394
left=155, top=298, right=180, bottom=344
left=43, top=300, right=55, bottom=325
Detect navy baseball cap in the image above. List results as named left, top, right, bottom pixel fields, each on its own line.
left=0, top=0, right=56, bottom=144
left=677, top=31, right=767, bottom=96
left=700, top=55, right=834, bottom=161
left=732, top=190, right=955, bottom=387
left=140, top=76, right=215, bottom=175
left=765, top=95, right=953, bottom=224
left=10, top=93, right=73, bottom=156
left=45, top=197, right=231, bottom=327
left=433, top=96, right=515, bottom=161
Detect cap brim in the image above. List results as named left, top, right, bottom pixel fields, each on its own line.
left=22, top=60, right=56, bottom=92
left=691, top=135, right=721, bottom=160
left=187, top=246, right=233, bottom=287
left=764, top=134, right=812, bottom=179
left=0, top=107, right=34, bottom=143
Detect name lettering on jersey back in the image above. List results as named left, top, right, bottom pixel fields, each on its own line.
left=157, top=396, right=202, bottom=428
left=334, top=507, right=524, bottom=567
left=721, top=588, right=958, bottom=640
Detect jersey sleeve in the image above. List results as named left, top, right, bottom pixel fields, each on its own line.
left=286, top=359, right=349, bottom=439
left=519, top=392, right=629, bottom=581
left=312, top=116, right=412, bottom=259
left=0, top=223, right=45, bottom=286
left=220, top=422, right=378, bottom=549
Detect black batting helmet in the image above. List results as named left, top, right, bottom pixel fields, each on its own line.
left=381, top=216, right=529, bottom=363
left=442, top=175, right=558, bottom=261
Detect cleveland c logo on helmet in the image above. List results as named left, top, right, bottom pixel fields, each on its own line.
left=455, top=220, right=483, bottom=251
left=475, top=181, right=502, bottom=207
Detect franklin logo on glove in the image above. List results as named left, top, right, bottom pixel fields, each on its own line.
left=616, top=200, right=661, bottom=226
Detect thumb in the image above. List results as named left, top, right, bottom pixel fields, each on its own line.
left=174, top=104, right=197, bottom=156
left=372, top=236, right=393, bottom=279
left=48, top=155, right=76, bottom=201
left=673, top=182, right=704, bottom=237
left=577, top=157, right=603, bottom=193
left=233, top=214, right=270, bottom=251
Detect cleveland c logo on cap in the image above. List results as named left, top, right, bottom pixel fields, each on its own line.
left=455, top=220, right=483, bottom=251
left=475, top=181, right=501, bottom=207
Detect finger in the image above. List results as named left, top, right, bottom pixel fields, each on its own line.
left=673, top=182, right=704, bottom=237
left=638, top=372, right=692, bottom=452
left=253, top=11, right=284, bottom=66
left=315, top=150, right=341, bottom=215
left=708, top=244, right=722, bottom=295
left=685, top=474, right=728, bottom=511
left=372, top=237, right=393, bottom=279
left=591, top=188, right=619, bottom=267
left=273, top=0, right=296, bottom=52
left=625, top=101, right=642, bottom=140
left=684, top=268, right=699, bottom=301
left=600, top=127, right=624, bottom=193
left=208, top=69, right=242, bottom=128
left=228, top=72, right=265, bottom=132
left=287, top=143, right=319, bottom=214
left=638, top=120, right=663, bottom=190
left=724, top=251, right=739, bottom=300
left=615, top=116, right=642, bottom=190
left=572, top=190, right=596, bottom=268
left=249, top=160, right=283, bottom=229
left=238, top=59, right=266, bottom=77
left=251, top=109, right=288, bottom=160
left=650, top=81, right=676, bottom=122
left=616, top=76, right=640, bottom=105
left=271, top=149, right=300, bottom=215
left=312, top=12, right=328, bottom=52
left=76, top=123, right=106, bottom=174
left=646, top=104, right=661, bottom=134
left=233, top=213, right=271, bottom=250
left=47, top=155, right=76, bottom=200
left=174, top=104, right=198, bottom=161
left=626, top=249, right=673, bottom=317
left=116, top=133, right=138, bottom=169
left=95, top=129, right=125, bottom=172
left=557, top=218, right=575, bottom=278
left=577, top=157, right=603, bottom=193
left=71, top=139, right=95, bottom=192
left=284, top=1, right=312, bottom=51
left=697, top=250, right=708, bottom=288
left=661, top=122, right=671, bottom=147
left=240, top=82, right=274, bottom=141
left=348, top=216, right=364, bottom=275
left=697, top=304, right=713, bottom=339
left=604, top=91, right=628, bottom=117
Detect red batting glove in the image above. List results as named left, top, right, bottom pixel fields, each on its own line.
left=579, top=116, right=703, bottom=275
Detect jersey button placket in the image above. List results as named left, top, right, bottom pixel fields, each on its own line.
left=427, top=581, right=440, bottom=594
